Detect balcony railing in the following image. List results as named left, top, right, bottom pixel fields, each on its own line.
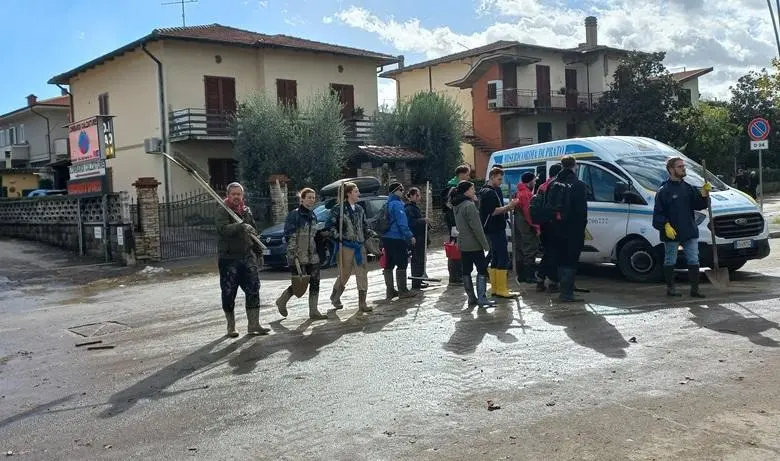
left=169, top=108, right=375, bottom=143
left=490, top=89, right=604, bottom=111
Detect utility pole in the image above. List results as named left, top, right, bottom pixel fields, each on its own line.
left=162, top=0, right=198, bottom=27
left=769, top=0, right=780, bottom=57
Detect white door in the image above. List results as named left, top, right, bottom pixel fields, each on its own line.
left=576, top=161, right=630, bottom=262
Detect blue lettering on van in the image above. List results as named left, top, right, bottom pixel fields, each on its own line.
left=494, top=144, right=594, bottom=166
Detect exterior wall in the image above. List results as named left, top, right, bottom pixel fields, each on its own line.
left=162, top=41, right=264, bottom=111
left=472, top=63, right=503, bottom=177
left=515, top=50, right=568, bottom=94
left=263, top=49, right=379, bottom=116
left=0, top=108, right=70, bottom=164
left=69, top=42, right=165, bottom=199
left=603, top=54, right=623, bottom=88
left=1, top=172, right=39, bottom=197
left=682, top=79, right=701, bottom=106
left=169, top=141, right=235, bottom=195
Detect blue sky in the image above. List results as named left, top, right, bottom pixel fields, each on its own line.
left=0, top=0, right=489, bottom=114
left=2, top=0, right=775, bottom=114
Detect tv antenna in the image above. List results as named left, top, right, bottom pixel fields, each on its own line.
left=162, top=0, right=198, bottom=27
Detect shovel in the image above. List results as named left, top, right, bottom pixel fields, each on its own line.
left=702, top=159, right=730, bottom=289
left=409, top=181, right=442, bottom=284
left=290, top=259, right=310, bottom=298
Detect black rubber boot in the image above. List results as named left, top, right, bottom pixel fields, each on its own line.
left=462, top=275, right=478, bottom=306
left=558, top=267, right=583, bottom=303
left=664, top=266, right=681, bottom=297
left=448, top=259, right=463, bottom=285
left=383, top=269, right=397, bottom=301
left=688, top=265, right=706, bottom=298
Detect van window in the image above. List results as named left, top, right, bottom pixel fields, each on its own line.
left=616, top=155, right=727, bottom=192
left=579, top=164, right=621, bottom=202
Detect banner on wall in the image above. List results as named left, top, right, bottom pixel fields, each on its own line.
left=67, top=115, right=116, bottom=195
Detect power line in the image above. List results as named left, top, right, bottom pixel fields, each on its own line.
left=162, top=0, right=198, bottom=27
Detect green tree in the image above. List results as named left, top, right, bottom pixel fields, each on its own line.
left=595, top=51, right=688, bottom=145
left=728, top=61, right=779, bottom=168
left=233, top=90, right=346, bottom=194
left=675, top=101, right=741, bottom=173
left=373, top=91, right=465, bottom=187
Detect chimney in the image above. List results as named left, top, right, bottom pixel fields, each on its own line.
left=585, top=16, right=598, bottom=47
left=26, top=94, right=37, bottom=106
left=397, top=54, right=405, bottom=69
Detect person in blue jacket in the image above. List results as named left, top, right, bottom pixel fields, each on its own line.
left=382, top=182, right=420, bottom=301
left=652, top=156, right=711, bottom=298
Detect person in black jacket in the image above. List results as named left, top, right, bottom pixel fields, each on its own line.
left=652, top=156, right=711, bottom=298
left=548, top=156, right=588, bottom=303
left=405, top=187, right=429, bottom=290
left=478, top=167, right=519, bottom=298
left=442, top=165, right=472, bottom=285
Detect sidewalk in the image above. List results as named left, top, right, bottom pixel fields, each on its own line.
left=761, top=193, right=780, bottom=238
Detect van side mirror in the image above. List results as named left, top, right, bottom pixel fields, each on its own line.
left=614, top=182, right=628, bottom=202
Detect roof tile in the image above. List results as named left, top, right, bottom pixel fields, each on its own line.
left=357, top=145, right=424, bottom=161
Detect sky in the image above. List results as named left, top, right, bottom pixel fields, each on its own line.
left=1, top=0, right=777, bottom=115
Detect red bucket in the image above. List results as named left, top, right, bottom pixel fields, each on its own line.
left=379, top=249, right=387, bottom=268
left=444, top=241, right=461, bottom=260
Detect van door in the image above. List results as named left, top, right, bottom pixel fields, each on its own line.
left=577, top=161, right=630, bottom=262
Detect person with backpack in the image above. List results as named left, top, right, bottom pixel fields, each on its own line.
left=514, top=171, right=540, bottom=284
left=652, top=156, right=711, bottom=298
left=404, top=187, right=429, bottom=290
left=452, top=180, right=495, bottom=307
left=442, top=165, right=472, bottom=285
left=380, top=182, right=419, bottom=301
left=547, top=156, right=588, bottom=302
left=530, top=163, right=563, bottom=292
left=478, top=167, right=519, bottom=298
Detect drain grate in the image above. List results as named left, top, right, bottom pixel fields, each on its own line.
left=67, top=321, right=131, bottom=338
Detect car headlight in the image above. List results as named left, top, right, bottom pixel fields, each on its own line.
left=694, top=211, right=707, bottom=226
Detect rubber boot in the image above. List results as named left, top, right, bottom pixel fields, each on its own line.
left=515, top=261, right=525, bottom=284
left=383, top=269, right=397, bottom=301
left=476, top=274, right=496, bottom=307
left=488, top=268, right=498, bottom=295
left=358, top=289, right=372, bottom=312
left=308, top=291, right=328, bottom=320
left=524, top=263, right=538, bottom=283
left=246, top=308, right=270, bottom=335
left=397, top=269, right=419, bottom=298
left=447, top=259, right=463, bottom=285
left=224, top=310, right=239, bottom=338
left=664, top=266, right=681, bottom=297
left=330, top=281, right=345, bottom=309
left=547, top=282, right=559, bottom=293
left=688, top=265, right=706, bottom=298
left=276, top=288, right=292, bottom=317
left=462, top=275, right=478, bottom=306
left=535, top=279, right=547, bottom=292
left=558, top=267, right=583, bottom=303
left=493, top=269, right=520, bottom=298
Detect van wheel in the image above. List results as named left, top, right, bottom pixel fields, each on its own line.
left=618, top=239, right=663, bottom=283
left=726, top=262, right=746, bottom=274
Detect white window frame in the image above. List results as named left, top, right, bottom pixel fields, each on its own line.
left=17, top=124, right=24, bottom=144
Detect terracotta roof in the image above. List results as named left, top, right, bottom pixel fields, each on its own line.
left=50, top=24, right=399, bottom=84
left=36, top=95, right=70, bottom=106
left=357, top=145, right=424, bottom=161
left=670, top=67, right=713, bottom=83
left=380, top=41, right=632, bottom=78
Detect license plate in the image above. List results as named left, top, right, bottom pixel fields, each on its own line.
left=262, top=249, right=271, bottom=256
left=734, top=239, right=754, bottom=249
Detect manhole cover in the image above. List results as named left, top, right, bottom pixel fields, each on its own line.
left=68, top=321, right=131, bottom=337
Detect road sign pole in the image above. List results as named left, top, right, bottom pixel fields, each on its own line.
left=759, top=149, right=764, bottom=212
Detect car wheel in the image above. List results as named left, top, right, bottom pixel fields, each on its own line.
left=726, top=261, right=746, bottom=274
left=617, top=239, right=663, bottom=283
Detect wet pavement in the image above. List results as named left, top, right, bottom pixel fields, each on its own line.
left=2, top=238, right=780, bottom=460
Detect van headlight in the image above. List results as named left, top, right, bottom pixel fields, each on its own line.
left=694, top=211, right=707, bottom=226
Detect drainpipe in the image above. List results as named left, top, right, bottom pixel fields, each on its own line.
left=142, top=43, right=171, bottom=203
left=55, top=84, right=74, bottom=123
left=29, top=106, right=52, bottom=164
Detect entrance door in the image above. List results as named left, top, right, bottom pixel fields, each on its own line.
left=330, top=84, right=355, bottom=120
left=565, top=69, right=578, bottom=109
left=536, top=65, right=551, bottom=107
left=204, top=76, right=236, bottom=136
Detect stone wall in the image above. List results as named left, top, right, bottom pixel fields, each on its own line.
left=0, top=192, right=134, bottom=264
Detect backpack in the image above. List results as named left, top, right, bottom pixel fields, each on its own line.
left=529, top=190, right=554, bottom=225
left=533, top=179, right=572, bottom=225
left=374, top=201, right=391, bottom=234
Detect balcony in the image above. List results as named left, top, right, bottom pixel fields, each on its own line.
left=489, top=89, right=604, bottom=112
left=169, top=108, right=375, bottom=144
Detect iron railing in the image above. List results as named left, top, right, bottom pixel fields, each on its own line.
left=490, top=89, right=604, bottom=111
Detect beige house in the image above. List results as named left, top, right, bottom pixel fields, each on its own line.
left=49, top=24, right=398, bottom=199
left=382, top=17, right=712, bottom=177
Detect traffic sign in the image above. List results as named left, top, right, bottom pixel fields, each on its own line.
left=748, top=118, right=770, bottom=141
left=751, top=140, right=769, bottom=150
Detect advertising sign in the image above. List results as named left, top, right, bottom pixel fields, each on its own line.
left=67, top=176, right=108, bottom=195
left=69, top=159, right=106, bottom=180
left=69, top=117, right=101, bottom=163
left=67, top=115, right=116, bottom=195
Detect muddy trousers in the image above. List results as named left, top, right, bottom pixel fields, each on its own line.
left=334, top=246, right=368, bottom=291
left=219, top=255, right=261, bottom=312
left=281, top=262, right=321, bottom=297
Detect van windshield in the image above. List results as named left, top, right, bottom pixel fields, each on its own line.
left=615, top=155, right=728, bottom=192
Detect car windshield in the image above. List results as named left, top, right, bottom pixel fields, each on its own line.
left=616, top=155, right=728, bottom=192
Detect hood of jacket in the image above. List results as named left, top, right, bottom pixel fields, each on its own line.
left=451, top=193, right=472, bottom=208
left=447, top=176, right=460, bottom=187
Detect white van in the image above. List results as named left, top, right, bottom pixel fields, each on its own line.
left=486, top=136, right=770, bottom=282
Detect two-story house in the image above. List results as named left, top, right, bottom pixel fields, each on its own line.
left=0, top=93, right=71, bottom=193
left=48, top=24, right=399, bottom=199
left=382, top=16, right=713, bottom=177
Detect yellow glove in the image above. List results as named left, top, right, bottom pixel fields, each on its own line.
left=701, top=182, right=712, bottom=197
left=664, top=223, right=677, bottom=240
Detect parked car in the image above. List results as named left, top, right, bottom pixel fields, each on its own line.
left=259, top=177, right=387, bottom=269
left=26, top=189, right=67, bottom=197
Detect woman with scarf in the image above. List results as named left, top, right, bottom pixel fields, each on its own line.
left=215, top=182, right=271, bottom=337
left=275, top=188, right=328, bottom=320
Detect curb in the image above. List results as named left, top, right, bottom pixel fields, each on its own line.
left=771, top=231, right=780, bottom=239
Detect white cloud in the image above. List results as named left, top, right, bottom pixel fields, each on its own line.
left=328, top=0, right=778, bottom=101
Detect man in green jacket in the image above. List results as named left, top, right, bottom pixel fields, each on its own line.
left=216, top=182, right=271, bottom=337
